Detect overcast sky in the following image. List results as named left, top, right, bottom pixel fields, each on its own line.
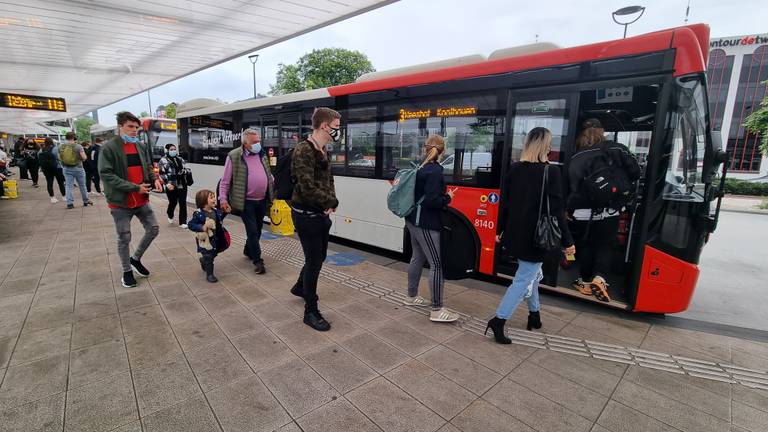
left=97, top=0, right=766, bottom=125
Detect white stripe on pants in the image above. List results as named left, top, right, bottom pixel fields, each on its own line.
left=406, top=220, right=443, bottom=310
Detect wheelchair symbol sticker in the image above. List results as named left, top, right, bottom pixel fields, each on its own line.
left=488, top=193, right=499, bottom=204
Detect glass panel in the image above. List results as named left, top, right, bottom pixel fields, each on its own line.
left=510, top=99, right=568, bottom=163
left=280, top=115, right=300, bottom=152
left=443, top=116, right=496, bottom=183
left=186, top=113, right=236, bottom=165
left=382, top=118, right=425, bottom=178
left=341, top=106, right=377, bottom=178
left=262, top=117, right=279, bottom=155
left=663, top=78, right=706, bottom=203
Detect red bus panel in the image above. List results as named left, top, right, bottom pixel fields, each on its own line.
left=448, top=187, right=501, bottom=274
left=634, top=246, right=700, bottom=313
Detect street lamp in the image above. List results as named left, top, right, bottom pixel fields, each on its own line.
left=612, top=6, right=645, bottom=38
left=248, top=54, right=259, bottom=99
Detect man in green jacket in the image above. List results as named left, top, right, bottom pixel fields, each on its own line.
left=99, top=111, right=163, bottom=288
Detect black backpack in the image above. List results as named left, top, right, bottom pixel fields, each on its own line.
left=581, top=145, right=633, bottom=210
left=273, top=149, right=295, bottom=201
left=38, top=148, right=57, bottom=171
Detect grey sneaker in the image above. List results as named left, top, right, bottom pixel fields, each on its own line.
left=429, top=308, right=459, bottom=323
left=403, top=295, right=429, bottom=307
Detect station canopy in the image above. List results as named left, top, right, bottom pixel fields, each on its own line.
left=0, top=0, right=397, bottom=135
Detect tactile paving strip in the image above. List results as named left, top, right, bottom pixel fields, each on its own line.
left=242, top=233, right=768, bottom=390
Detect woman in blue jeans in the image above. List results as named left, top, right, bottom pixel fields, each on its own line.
left=486, top=127, right=574, bottom=344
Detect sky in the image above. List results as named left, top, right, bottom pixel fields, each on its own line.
left=96, top=0, right=766, bottom=125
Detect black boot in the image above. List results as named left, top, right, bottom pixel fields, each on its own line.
left=199, top=257, right=205, bottom=272
left=527, top=311, right=542, bottom=331
left=485, top=317, right=511, bottom=344
left=203, top=257, right=218, bottom=283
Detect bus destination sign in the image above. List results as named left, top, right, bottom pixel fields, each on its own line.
left=399, top=106, right=477, bottom=122
left=0, top=92, right=66, bottom=112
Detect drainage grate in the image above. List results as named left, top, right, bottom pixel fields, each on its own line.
left=240, top=232, right=768, bottom=390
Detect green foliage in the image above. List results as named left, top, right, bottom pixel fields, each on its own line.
left=743, top=81, right=768, bottom=157
left=758, top=200, right=768, bottom=210
left=724, top=178, right=768, bottom=196
left=164, top=103, right=177, bottom=119
left=139, top=111, right=150, bottom=118
left=270, top=48, right=375, bottom=95
left=74, top=117, right=95, bottom=142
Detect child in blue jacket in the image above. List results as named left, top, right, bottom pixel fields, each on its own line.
left=188, top=189, right=225, bottom=283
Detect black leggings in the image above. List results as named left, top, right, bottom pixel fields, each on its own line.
left=85, top=167, right=101, bottom=193
left=26, top=159, right=39, bottom=185
left=292, top=212, right=332, bottom=313
left=165, top=187, right=188, bottom=225
left=573, top=216, right=620, bottom=281
left=42, top=168, right=65, bottom=197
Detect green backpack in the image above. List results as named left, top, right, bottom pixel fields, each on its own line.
left=59, top=143, right=79, bottom=167
left=387, top=166, right=424, bottom=223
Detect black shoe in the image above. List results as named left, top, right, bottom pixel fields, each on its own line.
left=32, top=183, right=39, bottom=188
left=485, top=317, right=511, bottom=344
left=303, top=311, right=331, bottom=332
left=130, top=257, right=150, bottom=277
left=206, top=273, right=218, bottom=283
left=527, top=311, right=542, bottom=331
left=83, top=201, right=93, bottom=207
left=121, top=271, right=138, bottom=288
left=290, top=283, right=304, bottom=298
left=66, top=204, right=74, bottom=209
left=253, top=261, right=266, bottom=274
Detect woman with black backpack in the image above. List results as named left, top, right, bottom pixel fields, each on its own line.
left=38, top=138, right=65, bottom=203
left=486, top=127, right=574, bottom=344
left=566, top=118, right=641, bottom=303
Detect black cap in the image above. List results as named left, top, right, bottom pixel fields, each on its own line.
left=583, top=118, right=603, bottom=129
left=165, top=143, right=176, bottom=151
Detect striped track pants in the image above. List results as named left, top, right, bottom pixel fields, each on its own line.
left=406, top=220, right=444, bottom=310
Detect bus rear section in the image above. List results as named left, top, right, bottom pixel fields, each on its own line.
left=139, top=118, right=178, bottom=161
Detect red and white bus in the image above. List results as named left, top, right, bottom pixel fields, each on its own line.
left=139, top=117, right=178, bottom=161
left=177, top=24, right=728, bottom=313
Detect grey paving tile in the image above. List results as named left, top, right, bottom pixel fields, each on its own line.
left=0, top=392, right=65, bottom=432
left=133, top=353, right=201, bottom=417
left=339, top=331, right=411, bottom=374
left=69, top=338, right=128, bottom=389
left=733, top=401, right=768, bottom=432
left=612, top=380, right=730, bottom=432
left=196, top=292, right=242, bottom=316
left=527, top=350, right=623, bottom=397
left=623, top=366, right=731, bottom=421
left=64, top=372, right=138, bottom=432
left=385, top=359, right=476, bottom=420
left=120, top=305, right=169, bottom=337
left=0, top=277, right=39, bottom=298
left=0, top=353, right=68, bottom=410
left=302, top=343, right=378, bottom=394
left=275, top=422, right=301, bottom=432
left=231, top=329, right=298, bottom=373
left=319, top=309, right=366, bottom=343
left=31, top=286, right=75, bottom=310
left=443, top=331, right=533, bottom=375
left=150, top=281, right=192, bottom=303
left=258, top=357, right=338, bottom=418
left=247, top=299, right=296, bottom=325
left=171, top=316, right=227, bottom=352
left=23, top=305, right=74, bottom=332
left=0, top=337, right=14, bottom=369
left=644, top=325, right=731, bottom=362
left=141, top=395, right=220, bottom=432
left=450, top=399, right=534, bottom=432
left=732, top=385, right=768, bottom=414
left=591, top=425, right=613, bottom=432
left=74, top=296, right=118, bottom=321
left=296, top=397, right=381, bottom=432
left=113, top=421, right=143, bottom=432
left=418, top=345, right=502, bottom=396
left=116, top=288, right=157, bottom=312
left=207, top=375, right=291, bottom=432
left=160, top=298, right=209, bottom=325
left=484, top=378, right=592, bottom=432
left=335, top=301, right=392, bottom=330
left=596, top=400, right=678, bottom=432
left=229, top=284, right=272, bottom=306
left=186, top=340, right=253, bottom=392
left=436, top=423, right=462, bottom=432
left=508, top=362, right=608, bottom=422
left=370, top=320, right=439, bottom=356
left=396, top=311, right=464, bottom=343
left=10, top=324, right=71, bottom=366
left=272, top=319, right=334, bottom=356
left=71, top=314, right=122, bottom=350
left=347, top=377, right=445, bottom=432
left=124, top=327, right=183, bottom=369
left=211, top=307, right=265, bottom=338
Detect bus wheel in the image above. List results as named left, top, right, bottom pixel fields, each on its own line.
left=440, top=209, right=480, bottom=280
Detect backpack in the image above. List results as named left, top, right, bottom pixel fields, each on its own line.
left=59, top=143, right=80, bottom=167
left=273, top=149, right=294, bottom=201
left=38, top=148, right=57, bottom=171
left=581, top=146, right=633, bottom=210
left=387, top=167, right=424, bottom=221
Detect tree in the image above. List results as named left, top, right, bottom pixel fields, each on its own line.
left=164, top=102, right=177, bottom=119
left=74, top=117, right=95, bottom=142
left=139, top=111, right=150, bottom=118
left=270, top=48, right=375, bottom=95
left=743, top=80, right=768, bottom=157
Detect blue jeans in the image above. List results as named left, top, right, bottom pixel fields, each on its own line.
left=63, top=167, right=89, bottom=205
left=495, top=259, right=544, bottom=319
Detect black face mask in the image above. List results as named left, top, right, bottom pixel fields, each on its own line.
left=327, top=126, right=341, bottom=143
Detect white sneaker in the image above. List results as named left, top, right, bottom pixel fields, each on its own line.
left=179, top=224, right=188, bottom=229
left=429, top=308, right=459, bottom=323
left=403, top=295, right=429, bottom=307
left=167, top=218, right=174, bottom=225
left=50, top=197, right=58, bottom=203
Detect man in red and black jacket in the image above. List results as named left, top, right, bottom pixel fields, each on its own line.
left=99, top=111, right=163, bottom=288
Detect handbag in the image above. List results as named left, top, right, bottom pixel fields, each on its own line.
left=183, top=169, right=194, bottom=187
left=534, top=165, right=562, bottom=252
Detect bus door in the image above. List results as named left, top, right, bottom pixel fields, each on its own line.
left=494, top=91, right=578, bottom=284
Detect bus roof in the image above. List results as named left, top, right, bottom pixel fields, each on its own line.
left=178, top=24, right=709, bottom=119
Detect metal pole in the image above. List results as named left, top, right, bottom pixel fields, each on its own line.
left=147, top=90, right=152, bottom=116
left=623, top=24, right=628, bottom=38
left=252, top=62, right=257, bottom=99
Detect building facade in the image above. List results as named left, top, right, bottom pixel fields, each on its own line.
left=707, top=33, right=768, bottom=179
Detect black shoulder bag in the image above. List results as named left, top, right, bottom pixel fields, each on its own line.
left=534, top=165, right=562, bottom=252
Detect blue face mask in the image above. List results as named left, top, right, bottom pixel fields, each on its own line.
left=247, top=143, right=262, bottom=155
left=168, top=150, right=178, bottom=157
left=121, top=134, right=139, bottom=143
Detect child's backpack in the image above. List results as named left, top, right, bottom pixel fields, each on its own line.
left=273, top=149, right=294, bottom=201
left=59, top=143, right=80, bottom=167
left=387, top=167, right=423, bottom=221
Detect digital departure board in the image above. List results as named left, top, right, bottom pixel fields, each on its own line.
left=0, top=93, right=66, bottom=112
left=190, top=116, right=233, bottom=130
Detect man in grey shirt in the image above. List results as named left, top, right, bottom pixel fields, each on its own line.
left=59, top=131, right=93, bottom=209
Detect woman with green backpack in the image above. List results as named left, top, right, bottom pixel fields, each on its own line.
left=403, top=134, right=459, bottom=323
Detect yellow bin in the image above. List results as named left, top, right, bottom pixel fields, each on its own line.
left=269, top=199, right=294, bottom=236
left=2, top=180, right=18, bottom=199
